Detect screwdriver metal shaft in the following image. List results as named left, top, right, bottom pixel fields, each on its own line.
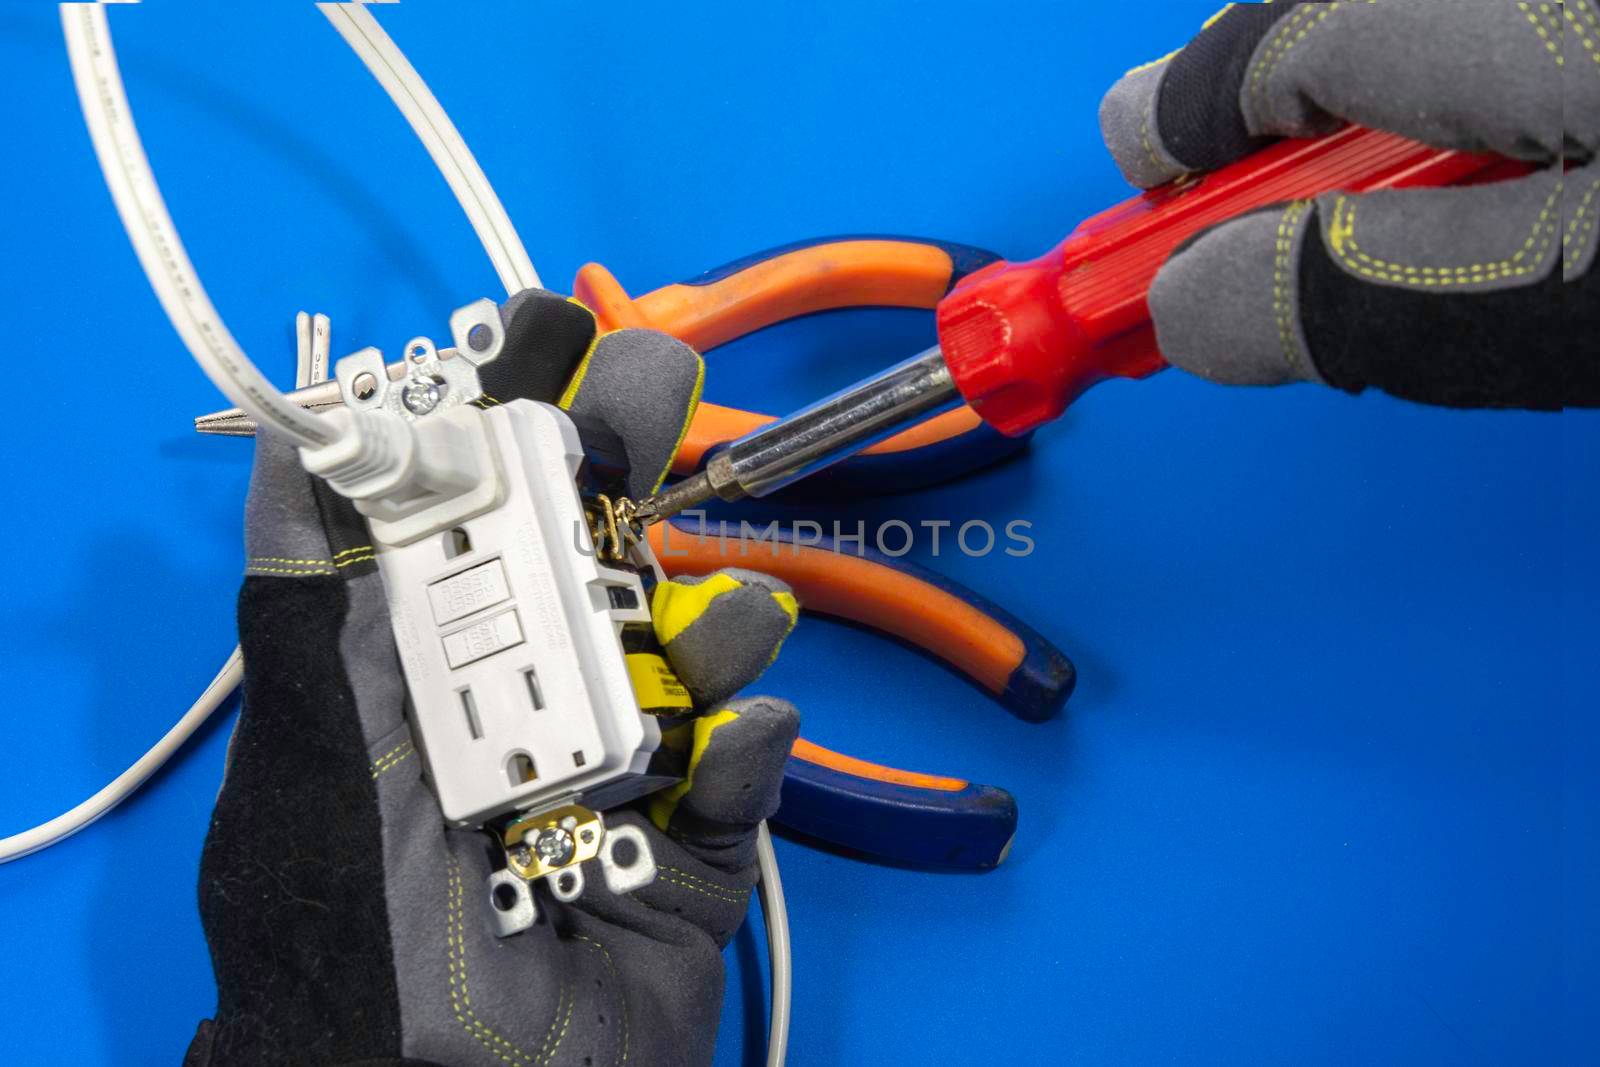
left=636, top=346, right=960, bottom=521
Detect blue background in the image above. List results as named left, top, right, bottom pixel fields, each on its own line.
left=0, top=2, right=1592, bottom=1064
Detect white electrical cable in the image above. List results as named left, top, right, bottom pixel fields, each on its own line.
left=318, top=3, right=541, bottom=295
left=0, top=649, right=243, bottom=864
left=60, top=3, right=339, bottom=449
left=755, top=821, right=792, bottom=1067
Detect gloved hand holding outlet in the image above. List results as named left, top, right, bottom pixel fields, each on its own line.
left=188, top=293, right=800, bottom=1067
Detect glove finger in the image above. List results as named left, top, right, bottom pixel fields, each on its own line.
left=1240, top=0, right=1571, bottom=163
left=645, top=696, right=800, bottom=870
left=561, top=328, right=704, bottom=499
left=1101, top=0, right=1575, bottom=190
left=476, top=287, right=598, bottom=406
left=650, top=568, right=799, bottom=709
left=1148, top=165, right=1597, bottom=409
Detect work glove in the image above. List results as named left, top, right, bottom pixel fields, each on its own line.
left=185, top=293, right=801, bottom=1067
left=1099, top=0, right=1597, bottom=409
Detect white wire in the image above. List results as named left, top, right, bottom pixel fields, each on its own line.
left=296, top=311, right=332, bottom=387
left=0, top=649, right=243, bottom=864
left=317, top=3, right=541, bottom=295
left=60, top=3, right=338, bottom=449
left=756, top=821, right=792, bottom=1067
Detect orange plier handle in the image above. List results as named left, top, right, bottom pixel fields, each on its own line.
left=573, top=236, right=1024, bottom=482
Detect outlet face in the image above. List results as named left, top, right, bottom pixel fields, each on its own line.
left=372, top=400, right=661, bottom=826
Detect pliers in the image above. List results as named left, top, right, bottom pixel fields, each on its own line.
left=575, top=235, right=1032, bottom=494
left=651, top=516, right=1073, bottom=871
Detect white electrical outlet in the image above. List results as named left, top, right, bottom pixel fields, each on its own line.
left=371, top=397, right=663, bottom=827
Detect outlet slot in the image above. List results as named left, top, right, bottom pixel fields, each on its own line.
left=523, top=667, right=545, bottom=710
left=572, top=750, right=587, bottom=767
left=444, top=526, right=473, bottom=559
left=507, top=752, right=537, bottom=785
left=459, top=688, right=483, bottom=740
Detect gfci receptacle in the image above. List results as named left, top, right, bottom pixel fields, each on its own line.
left=373, top=399, right=664, bottom=827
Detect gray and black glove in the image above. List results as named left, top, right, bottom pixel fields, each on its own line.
left=1100, top=0, right=1597, bottom=409
left=185, top=294, right=801, bottom=1067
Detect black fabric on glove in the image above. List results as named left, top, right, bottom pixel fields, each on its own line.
left=194, top=575, right=405, bottom=1064
left=478, top=288, right=597, bottom=406
left=1299, top=217, right=1599, bottom=409
left=1155, top=2, right=1298, bottom=172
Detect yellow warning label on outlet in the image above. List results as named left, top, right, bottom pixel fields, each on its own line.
left=626, top=652, right=693, bottom=713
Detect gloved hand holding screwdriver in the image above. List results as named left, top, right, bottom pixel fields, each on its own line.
left=187, top=4, right=1592, bottom=1067
left=1102, top=0, right=1594, bottom=408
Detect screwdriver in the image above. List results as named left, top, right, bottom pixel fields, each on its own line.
left=634, top=125, right=1529, bottom=521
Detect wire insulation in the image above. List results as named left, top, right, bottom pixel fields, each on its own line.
left=756, top=821, right=792, bottom=1067
left=60, top=3, right=339, bottom=448
left=318, top=3, right=541, bottom=295
left=0, top=649, right=243, bottom=864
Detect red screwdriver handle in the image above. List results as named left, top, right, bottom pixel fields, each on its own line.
left=936, top=125, right=1533, bottom=436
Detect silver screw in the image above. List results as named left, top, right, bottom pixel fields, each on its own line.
left=401, top=376, right=444, bottom=415
left=534, top=828, right=576, bottom=867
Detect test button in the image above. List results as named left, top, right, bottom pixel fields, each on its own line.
left=442, top=608, right=525, bottom=669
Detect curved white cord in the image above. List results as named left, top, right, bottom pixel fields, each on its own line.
left=756, top=821, right=792, bottom=1067
left=318, top=3, right=540, bottom=295
left=60, top=3, right=339, bottom=449
left=0, top=649, right=243, bottom=864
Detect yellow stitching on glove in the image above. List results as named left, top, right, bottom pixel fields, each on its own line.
left=1250, top=2, right=1320, bottom=113
left=657, top=870, right=747, bottom=904
left=370, top=740, right=416, bottom=779
left=1273, top=200, right=1313, bottom=379
left=1139, top=110, right=1168, bottom=176
left=446, top=856, right=555, bottom=1065
left=650, top=573, right=744, bottom=646
left=570, top=935, right=629, bottom=1062
left=648, top=708, right=740, bottom=831
left=1568, top=0, right=1600, bottom=66
left=1327, top=183, right=1562, bottom=287
left=1567, top=179, right=1600, bottom=268
left=1517, top=2, right=1565, bottom=66
left=246, top=563, right=336, bottom=576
